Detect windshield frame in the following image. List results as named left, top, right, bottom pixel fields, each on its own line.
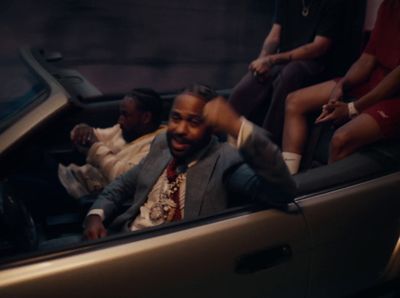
left=0, top=69, right=49, bottom=133
left=0, top=47, right=70, bottom=157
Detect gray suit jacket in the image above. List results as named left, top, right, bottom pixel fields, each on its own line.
left=90, top=125, right=296, bottom=231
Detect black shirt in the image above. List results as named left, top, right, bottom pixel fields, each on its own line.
left=274, top=0, right=343, bottom=52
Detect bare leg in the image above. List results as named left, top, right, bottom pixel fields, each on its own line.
left=282, top=80, right=337, bottom=154
left=263, top=59, right=324, bottom=145
left=329, top=113, right=382, bottom=162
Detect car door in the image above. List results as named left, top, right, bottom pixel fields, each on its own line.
left=297, top=171, right=400, bottom=297
left=0, top=204, right=310, bottom=298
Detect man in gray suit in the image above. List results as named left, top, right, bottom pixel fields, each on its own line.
left=83, top=84, right=296, bottom=239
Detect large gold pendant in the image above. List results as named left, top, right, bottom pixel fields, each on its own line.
left=149, top=199, right=177, bottom=222
left=149, top=205, right=164, bottom=221
left=302, top=7, right=309, bottom=17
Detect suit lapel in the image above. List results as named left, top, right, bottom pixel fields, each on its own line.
left=135, top=147, right=171, bottom=205
left=184, top=140, right=220, bottom=220
left=112, top=145, right=171, bottom=230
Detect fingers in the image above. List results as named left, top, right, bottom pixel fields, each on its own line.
left=249, top=58, right=270, bottom=76
left=315, top=111, right=330, bottom=123
left=203, top=96, right=226, bottom=126
left=249, top=59, right=260, bottom=71
left=77, top=132, right=90, bottom=145
left=315, top=101, right=349, bottom=124
left=315, top=103, right=334, bottom=123
left=83, top=215, right=107, bottom=240
left=254, top=64, right=267, bottom=75
left=84, top=227, right=107, bottom=240
left=203, top=97, right=242, bottom=137
left=72, top=127, right=96, bottom=146
left=315, top=113, right=333, bottom=124
left=84, top=229, right=96, bottom=240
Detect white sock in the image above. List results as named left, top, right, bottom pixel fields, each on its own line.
left=282, top=152, right=302, bottom=175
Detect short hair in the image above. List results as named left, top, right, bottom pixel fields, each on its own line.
left=182, top=83, right=218, bottom=102
left=126, top=88, right=163, bottom=126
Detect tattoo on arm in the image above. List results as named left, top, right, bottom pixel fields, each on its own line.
left=261, top=41, right=279, bottom=56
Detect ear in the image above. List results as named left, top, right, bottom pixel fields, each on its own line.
left=141, top=111, right=152, bottom=124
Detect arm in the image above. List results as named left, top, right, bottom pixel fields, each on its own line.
left=70, top=124, right=120, bottom=154
left=70, top=123, right=99, bottom=149
left=83, top=163, right=141, bottom=239
left=249, top=24, right=281, bottom=75
left=354, top=64, right=400, bottom=111
left=203, top=97, right=296, bottom=200
left=316, top=65, right=400, bottom=124
left=93, top=124, right=122, bottom=143
left=330, top=0, right=388, bottom=104
left=86, top=140, right=150, bottom=182
left=90, top=165, right=140, bottom=219
left=86, top=124, right=139, bottom=181
left=258, top=24, right=281, bottom=58
left=250, top=34, right=331, bottom=75
left=331, top=53, right=377, bottom=103
left=270, top=35, right=332, bottom=65
left=315, top=53, right=377, bottom=123
left=238, top=122, right=296, bottom=200
left=250, top=0, right=283, bottom=72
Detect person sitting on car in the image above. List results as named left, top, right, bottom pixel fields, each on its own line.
left=83, top=84, right=296, bottom=240
left=229, top=0, right=345, bottom=145
left=58, top=88, right=166, bottom=199
left=281, top=0, right=400, bottom=175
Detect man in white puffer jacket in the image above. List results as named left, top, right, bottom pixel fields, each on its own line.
left=58, top=88, right=165, bottom=199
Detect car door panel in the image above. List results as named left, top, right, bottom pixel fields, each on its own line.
left=297, top=172, right=400, bottom=297
left=0, top=207, right=310, bottom=298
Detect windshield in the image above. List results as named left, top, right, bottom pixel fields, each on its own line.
left=0, top=53, right=48, bottom=133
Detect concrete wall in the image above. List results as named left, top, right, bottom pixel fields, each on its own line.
left=0, top=0, right=366, bottom=94
left=0, top=0, right=274, bottom=93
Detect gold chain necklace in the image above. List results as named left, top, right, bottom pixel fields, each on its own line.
left=302, top=0, right=312, bottom=17
left=149, top=173, right=184, bottom=222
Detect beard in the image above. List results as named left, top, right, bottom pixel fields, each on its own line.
left=166, top=130, right=211, bottom=162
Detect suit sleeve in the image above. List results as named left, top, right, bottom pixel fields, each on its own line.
left=89, top=161, right=142, bottom=221
left=228, top=124, right=297, bottom=206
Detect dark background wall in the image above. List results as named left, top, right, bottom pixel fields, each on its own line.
left=0, top=0, right=275, bottom=93
left=0, top=0, right=365, bottom=94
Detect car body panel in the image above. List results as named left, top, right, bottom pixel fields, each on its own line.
left=297, top=172, right=400, bottom=297
left=0, top=207, right=310, bottom=298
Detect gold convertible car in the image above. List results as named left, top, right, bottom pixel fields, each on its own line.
left=0, top=47, right=399, bottom=298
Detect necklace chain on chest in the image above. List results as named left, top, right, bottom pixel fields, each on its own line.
left=160, top=173, right=184, bottom=200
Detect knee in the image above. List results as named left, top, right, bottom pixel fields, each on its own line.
left=285, top=91, right=303, bottom=115
left=331, top=128, right=351, bottom=153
